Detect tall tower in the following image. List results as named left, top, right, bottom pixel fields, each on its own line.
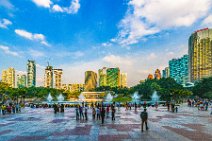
left=189, top=28, right=212, bottom=82
left=106, top=68, right=120, bottom=87
left=98, top=67, right=107, bottom=87
left=17, top=74, right=27, bottom=88
left=1, top=67, right=15, bottom=88
left=162, top=67, right=170, bottom=78
left=53, top=69, right=63, bottom=89
left=84, top=71, right=97, bottom=91
left=44, top=65, right=53, bottom=88
left=120, top=73, right=127, bottom=87
left=154, top=69, right=161, bottom=80
left=27, top=60, right=36, bottom=87
left=169, top=55, right=189, bottom=84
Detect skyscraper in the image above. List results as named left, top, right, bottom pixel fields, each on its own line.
left=162, top=67, right=170, bottom=78
left=53, top=69, right=63, bottom=89
left=106, top=68, right=120, bottom=87
left=17, top=74, right=27, bottom=88
left=98, top=67, right=107, bottom=87
left=169, top=55, right=189, bottom=84
left=27, top=60, right=36, bottom=87
left=84, top=71, right=97, bottom=91
left=189, top=28, right=212, bottom=82
left=120, top=73, right=127, bottom=87
left=2, top=67, right=15, bottom=88
left=44, top=65, right=53, bottom=88
left=154, top=69, right=161, bottom=80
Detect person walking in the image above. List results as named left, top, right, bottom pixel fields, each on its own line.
left=84, top=105, right=88, bottom=121
left=79, top=106, right=84, bottom=120
left=92, top=107, right=96, bottom=120
left=96, top=107, right=100, bottom=120
left=101, top=107, right=105, bottom=124
left=75, top=105, right=79, bottom=120
left=106, top=106, right=110, bottom=118
left=111, top=107, right=115, bottom=121
left=140, top=109, right=148, bottom=132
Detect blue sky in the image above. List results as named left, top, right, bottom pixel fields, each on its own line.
left=0, top=0, right=212, bottom=86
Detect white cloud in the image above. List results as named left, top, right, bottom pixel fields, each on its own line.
left=15, top=29, right=33, bottom=39
left=0, top=45, right=19, bottom=57
left=16, top=70, right=27, bottom=75
left=66, top=0, right=80, bottom=14
left=115, top=0, right=211, bottom=46
left=32, top=0, right=80, bottom=14
left=29, top=49, right=45, bottom=57
left=0, top=0, right=14, bottom=9
left=0, top=18, right=12, bottom=29
left=202, top=15, right=212, bottom=27
left=32, top=0, right=52, bottom=8
left=55, top=51, right=84, bottom=58
left=103, top=54, right=133, bottom=66
left=15, top=29, right=50, bottom=46
left=52, top=4, right=63, bottom=12
left=54, top=44, right=188, bottom=87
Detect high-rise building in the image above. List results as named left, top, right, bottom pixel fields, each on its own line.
left=17, top=74, right=27, bottom=88
left=44, top=65, right=53, bottom=88
left=1, top=67, right=15, bottom=88
left=154, top=69, right=161, bottom=80
left=120, top=73, right=127, bottom=87
left=27, top=60, right=36, bottom=87
left=162, top=67, right=170, bottom=78
left=147, top=74, right=153, bottom=80
left=169, top=55, right=189, bottom=84
left=84, top=71, right=97, bottom=91
left=53, top=69, right=63, bottom=89
left=106, top=68, right=120, bottom=87
left=189, top=28, right=212, bottom=82
left=98, top=67, right=107, bottom=87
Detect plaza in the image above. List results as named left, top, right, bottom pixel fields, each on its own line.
left=0, top=104, right=211, bottom=141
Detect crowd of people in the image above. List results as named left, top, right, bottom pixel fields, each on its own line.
left=74, top=102, right=116, bottom=124
left=187, top=99, right=212, bottom=115
left=0, top=103, right=22, bottom=115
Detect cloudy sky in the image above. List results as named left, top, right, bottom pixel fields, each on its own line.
left=0, top=0, right=212, bottom=87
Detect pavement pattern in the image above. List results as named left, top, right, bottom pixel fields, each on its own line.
left=0, top=104, right=212, bottom=141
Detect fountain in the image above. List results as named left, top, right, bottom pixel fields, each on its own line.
left=78, top=93, right=85, bottom=102
left=151, top=91, right=160, bottom=104
left=47, top=93, right=53, bottom=102
left=57, top=93, right=64, bottom=102
left=105, top=92, right=113, bottom=102
left=131, top=91, right=140, bottom=103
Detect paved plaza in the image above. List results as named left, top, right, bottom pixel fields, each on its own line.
left=0, top=104, right=212, bottom=141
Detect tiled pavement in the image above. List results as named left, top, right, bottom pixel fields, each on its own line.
left=0, top=104, right=212, bottom=141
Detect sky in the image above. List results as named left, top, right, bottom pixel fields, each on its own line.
left=0, top=0, right=212, bottom=87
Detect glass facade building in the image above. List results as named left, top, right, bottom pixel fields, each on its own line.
left=169, top=55, right=189, bottom=84
left=189, top=28, right=212, bottom=82
left=1, top=67, right=15, bottom=88
left=44, top=65, right=53, bottom=88
left=106, top=68, right=120, bottom=88
left=53, top=69, right=63, bottom=89
left=27, top=60, right=36, bottom=87
left=98, top=67, right=107, bottom=87
left=84, top=71, right=97, bottom=91
left=162, top=67, right=170, bottom=78
left=17, top=74, right=27, bottom=88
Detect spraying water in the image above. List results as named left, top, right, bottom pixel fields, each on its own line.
left=47, top=93, right=53, bottom=102
left=151, top=91, right=160, bottom=104
left=131, top=91, right=140, bottom=103
left=78, top=93, right=85, bottom=102
left=57, top=93, right=64, bottom=102
left=105, top=92, right=113, bottom=102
